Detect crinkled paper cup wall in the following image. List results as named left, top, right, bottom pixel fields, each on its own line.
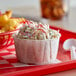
left=13, top=35, right=60, bottom=65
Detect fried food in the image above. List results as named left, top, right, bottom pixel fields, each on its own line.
left=0, top=10, right=26, bottom=33
left=41, top=0, right=65, bottom=20
left=0, top=14, right=8, bottom=23
left=5, top=10, right=12, bottom=18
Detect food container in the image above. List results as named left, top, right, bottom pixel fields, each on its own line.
left=0, top=20, right=25, bottom=49
left=40, top=0, right=50, bottom=18
left=40, top=0, right=69, bottom=20
left=0, top=30, right=18, bottom=49
left=13, top=34, right=60, bottom=65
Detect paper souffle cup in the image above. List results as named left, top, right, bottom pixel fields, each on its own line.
left=13, top=34, right=60, bottom=65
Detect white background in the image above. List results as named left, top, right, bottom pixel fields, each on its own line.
left=0, top=0, right=39, bottom=9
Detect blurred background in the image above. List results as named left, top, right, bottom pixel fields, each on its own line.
left=0, top=0, right=76, bottom=32
left=0, top=0, right=76, bottom=10
left=0, top=0, right=41, bottom=20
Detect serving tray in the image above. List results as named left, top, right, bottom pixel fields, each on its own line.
left=0, top=26, right=76, bottom=76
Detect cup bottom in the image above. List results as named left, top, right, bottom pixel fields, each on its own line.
left=50, top=59, right=62, bottom=64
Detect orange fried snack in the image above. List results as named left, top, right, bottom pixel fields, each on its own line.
left=5, top=10, right=12, bottom=18
left=0, top=10, right=26, bottom=33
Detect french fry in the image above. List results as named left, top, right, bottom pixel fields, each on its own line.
left=6, top=19, right=19, bottom=27
left=0, top=14, right=8, bottom=23
left=0, top=10, right=26, bottom=33
left=0, top=29, right=5, bottom=33
left=5, top=10, right=12, bottom=18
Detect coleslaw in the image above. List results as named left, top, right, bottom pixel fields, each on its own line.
left=17, top=20, right=61, bottom=40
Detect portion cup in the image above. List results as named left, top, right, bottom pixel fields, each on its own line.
left=13, top=34, right=60, bottom=65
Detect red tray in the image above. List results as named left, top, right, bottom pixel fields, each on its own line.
left=1, top=26, right=76, bottom=76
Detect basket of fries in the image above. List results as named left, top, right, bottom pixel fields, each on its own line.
left=0, top=10, right=26, bottom=49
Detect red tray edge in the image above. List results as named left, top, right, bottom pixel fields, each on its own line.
left=2, top=60, right=76, bottom=76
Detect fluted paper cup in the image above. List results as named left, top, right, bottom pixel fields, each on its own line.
left=13, top=35, right=60, bottom=65
left=50, top=37, right=60, bottom=60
